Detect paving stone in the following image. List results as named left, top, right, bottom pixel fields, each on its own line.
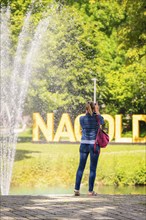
left=1, top=195, right=146, bottom=220
left=1, top=217, right=15, bottom=220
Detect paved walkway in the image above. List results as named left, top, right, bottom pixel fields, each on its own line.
left=0, top=194, right=146, bottom=220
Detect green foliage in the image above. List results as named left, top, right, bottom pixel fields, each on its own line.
left=106, top=63, right=146, bottom=114
left=97, top=152, right=146, bottom=186
left=1, top=0, right=146, bottom=116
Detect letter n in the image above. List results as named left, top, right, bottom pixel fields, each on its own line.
left=33, top=113, right=54, bottom=141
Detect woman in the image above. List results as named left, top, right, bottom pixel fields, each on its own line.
left=74, top=101, right=104, bottom=196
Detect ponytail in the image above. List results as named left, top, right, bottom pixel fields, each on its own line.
left=86, top=101, right=95, bottom=116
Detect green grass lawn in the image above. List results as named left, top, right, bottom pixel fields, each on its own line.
left=12, top=143, right=146, bottom=188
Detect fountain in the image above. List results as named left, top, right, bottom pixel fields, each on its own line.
left=0, top=6, right=52, bottom=195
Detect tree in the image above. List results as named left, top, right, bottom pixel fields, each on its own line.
left=105, top=0, right=146, bottom=114
left=1, top=0, right=145, bottom=118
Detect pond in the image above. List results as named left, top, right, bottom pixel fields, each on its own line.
left=9, top=185, right=146, bottom=195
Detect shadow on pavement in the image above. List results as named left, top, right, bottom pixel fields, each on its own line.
left=0, top=195, right=146, bottom=220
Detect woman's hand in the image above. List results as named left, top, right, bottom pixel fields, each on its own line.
left=95, top=103, right=100, bottom=114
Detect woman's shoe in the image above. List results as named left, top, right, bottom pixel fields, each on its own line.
left=88, top=191, right=97, bottom=196
left=74, top=189, right=80, bottom=196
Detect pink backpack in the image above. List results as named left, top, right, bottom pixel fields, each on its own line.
left=94, top=115, right=109, bottom=152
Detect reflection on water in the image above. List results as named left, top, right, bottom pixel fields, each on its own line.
left=10, top=185, right=146, bottom=195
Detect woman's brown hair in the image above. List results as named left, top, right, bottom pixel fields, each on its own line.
left=86, top=101, right=95, bottom=116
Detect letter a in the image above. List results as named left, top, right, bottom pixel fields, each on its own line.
left=54, top=113, right=76, bottom=142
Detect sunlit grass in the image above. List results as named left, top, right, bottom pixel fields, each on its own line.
left=11, top=143, right=146, bottom=188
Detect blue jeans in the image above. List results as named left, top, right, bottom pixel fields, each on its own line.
left=75, top=144, right=99, bottom=192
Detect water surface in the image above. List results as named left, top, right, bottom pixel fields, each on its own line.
left=10, top=185, right=146, bottom=195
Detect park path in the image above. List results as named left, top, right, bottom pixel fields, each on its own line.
left=0, top=194, right=146, bottom=220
